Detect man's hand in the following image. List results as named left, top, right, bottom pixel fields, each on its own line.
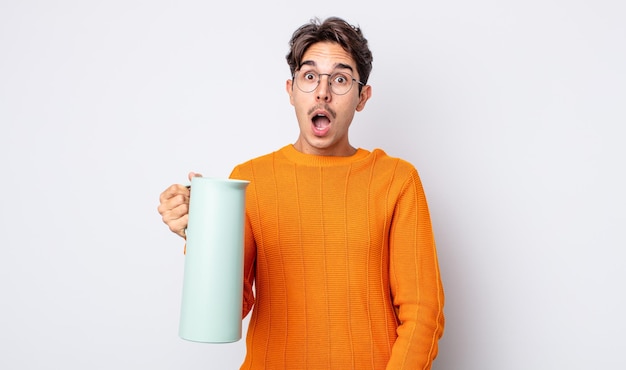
left=157, top=172, right=202, bottom=238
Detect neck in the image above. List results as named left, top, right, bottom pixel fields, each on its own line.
left=292, top=140, right=357, bottom=157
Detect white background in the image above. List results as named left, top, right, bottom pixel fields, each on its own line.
left=1, top=1, right=625, bottom=369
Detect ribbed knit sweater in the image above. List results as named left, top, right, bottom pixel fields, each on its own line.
left=229, top=145, right=445, bottom=370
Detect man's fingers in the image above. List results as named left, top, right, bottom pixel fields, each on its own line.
left=157, top=180, right=194, bottom=240
left=159, top=184, right=189, bottom=202
left=167, top=214, right=188, bottom=238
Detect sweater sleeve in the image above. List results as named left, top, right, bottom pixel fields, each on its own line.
left=387, top=169, right=445, bottom=370
left=241, top=212, right=256, bottom=318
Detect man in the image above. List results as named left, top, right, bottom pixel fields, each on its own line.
left=158, top=16, right=444, bottom=370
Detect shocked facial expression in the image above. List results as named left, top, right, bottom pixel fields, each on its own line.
left=286, top=41, right=372, bottom=156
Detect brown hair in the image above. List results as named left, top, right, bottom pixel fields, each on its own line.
left=286, top=17, right=373, bottom=87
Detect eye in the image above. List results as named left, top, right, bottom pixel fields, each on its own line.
left=332, top=73, right=349, bottom=85
left=303, top=72, right=317, bottom=81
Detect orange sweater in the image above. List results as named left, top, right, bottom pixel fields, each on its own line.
left=230, top=145, right=444, bottom=370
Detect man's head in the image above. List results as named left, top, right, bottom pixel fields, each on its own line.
left=285, top=17, right=374, bottom=157
left=286, top=17, right=373, bottom=88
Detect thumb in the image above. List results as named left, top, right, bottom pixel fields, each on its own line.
left=188, top=172, right=203, bottom=181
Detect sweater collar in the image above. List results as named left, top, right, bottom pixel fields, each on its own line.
left=280, top=144, right=371, bottom=166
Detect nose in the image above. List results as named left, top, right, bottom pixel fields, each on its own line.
left=316, top=74, right=332, bottom=102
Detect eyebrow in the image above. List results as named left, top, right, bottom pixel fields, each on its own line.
left=299, top=60, right=355, bottom=73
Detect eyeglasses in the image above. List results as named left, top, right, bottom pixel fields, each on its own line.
left=293, top=70, right=364, bottom=95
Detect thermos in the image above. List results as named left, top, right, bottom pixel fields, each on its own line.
left=179, top=177, right=249, bottom=343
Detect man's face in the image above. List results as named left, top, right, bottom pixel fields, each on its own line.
left=286, top=41, right=371, bottom=156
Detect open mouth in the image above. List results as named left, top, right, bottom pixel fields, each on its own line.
left=312, top=113, right=331, bottom=130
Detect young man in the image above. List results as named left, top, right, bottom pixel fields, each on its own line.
left=158, top=17, right=445, bottom=370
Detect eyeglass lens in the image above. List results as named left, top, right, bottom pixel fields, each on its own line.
left=295, top=71, right=356, bottom=95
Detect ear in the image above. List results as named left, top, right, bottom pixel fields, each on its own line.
left=355, top=84, right=372, bottom=112
left=286, top=79, right=295, bottom=106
